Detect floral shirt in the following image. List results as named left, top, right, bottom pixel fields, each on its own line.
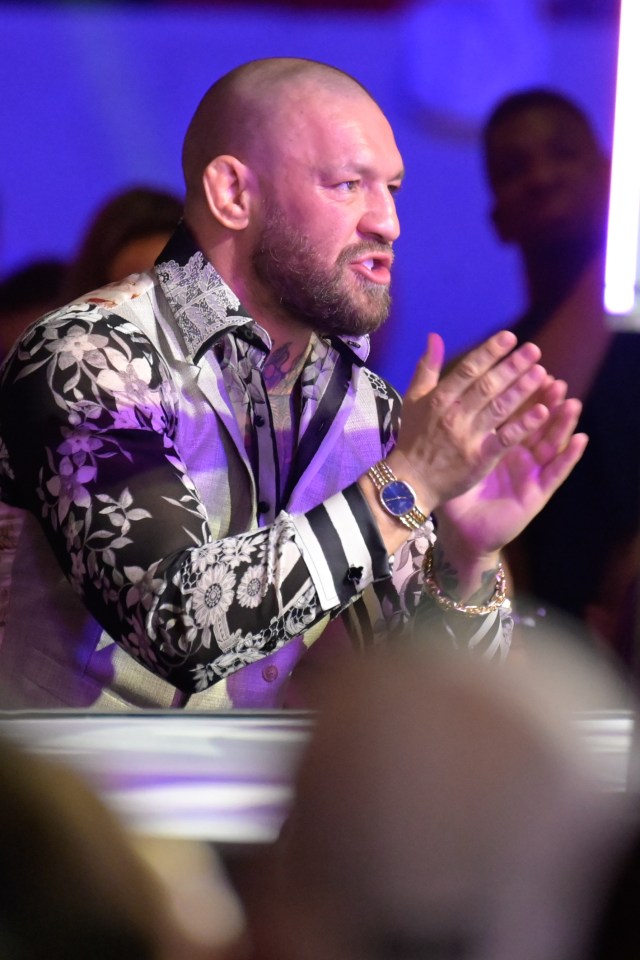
left=0, top=226, right=510, bottom=709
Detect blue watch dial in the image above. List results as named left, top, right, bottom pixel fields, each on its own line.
left=380, top=480, right=416, bottom=517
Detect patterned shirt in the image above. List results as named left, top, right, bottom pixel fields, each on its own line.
left=0, top=225, right=510, bottom=709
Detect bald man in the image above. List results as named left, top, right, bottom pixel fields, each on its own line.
left=0, top=58, right=585, bottom=709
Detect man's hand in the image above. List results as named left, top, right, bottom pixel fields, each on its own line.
left=433, top=377, right=587, bottom=595
left=359, top=330, right=586, bottom=596
left=387, top=330, right=552, bottom=513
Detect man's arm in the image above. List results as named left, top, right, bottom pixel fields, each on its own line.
left=0, top=312, right=585, bottom=692
left=0, top=307, right=389, bottom=693
left=357, top=332, right=586, bottom=655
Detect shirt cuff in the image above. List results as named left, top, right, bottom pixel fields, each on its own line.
left=288, top=482, right=391, bottom=611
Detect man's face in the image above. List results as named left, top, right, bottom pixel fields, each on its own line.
left=486, top=105, right=609, bottom=250
left=247, top=88, right=403, bottom=337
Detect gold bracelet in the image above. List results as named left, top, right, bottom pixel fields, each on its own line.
left=422, top=545, right=507, bottom=616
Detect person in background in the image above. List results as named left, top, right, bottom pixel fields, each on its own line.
left=62, top=185, right=183, bottom=300
left=0, top=59, right=586, bottom=710
left=0, top=258, right=69, bottom=651
left=0, top=257, right=68, bottom=362
left=480, top=88, right=640, bottom=663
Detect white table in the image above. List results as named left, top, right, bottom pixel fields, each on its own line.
left=0, top=709, right=633, bottom=843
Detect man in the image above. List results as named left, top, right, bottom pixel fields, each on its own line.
left=0, top=59, right=585, bottom=709
left=483, top=89, right=640, bottom=652
left=485, top=88, right=609, bottom=360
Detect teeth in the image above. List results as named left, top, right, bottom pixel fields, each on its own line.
left=362, top=259, right=374, bottom=270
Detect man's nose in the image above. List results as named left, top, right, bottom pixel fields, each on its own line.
left=359, top=187, right=400, bottom=243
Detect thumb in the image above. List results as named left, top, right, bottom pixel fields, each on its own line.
left=404, top=332, right=445, bottom=402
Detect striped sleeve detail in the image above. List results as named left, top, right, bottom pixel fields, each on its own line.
left=289, top=483, right=391, bottom=611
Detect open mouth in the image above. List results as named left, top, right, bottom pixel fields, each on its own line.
left=351, top=254, right=393, bottom=285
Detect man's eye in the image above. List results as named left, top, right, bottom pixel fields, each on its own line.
left=336, top=180, right=359, bottom=191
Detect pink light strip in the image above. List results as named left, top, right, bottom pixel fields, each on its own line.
left=604, top=0, right=640, bottom=316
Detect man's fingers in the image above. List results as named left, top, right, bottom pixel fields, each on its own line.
left=473, top=362, right=548, bottom=433
left=480, top=403, right=550, bottom=459
left=539, top=432, right=589, bottom=495
left=528, top=398, right=583, bottom=462
left=440, top=330, right=527, bottom=397
left=536, top=377, right=568, bottom=410
left=449, top=330, right=519, bottom=384
left=440, top=336, right=545, bottom=436
left=404, top=332, right=445, bottom=401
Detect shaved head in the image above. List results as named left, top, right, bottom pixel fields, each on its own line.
left=179, top=57, right=402, bottom=338
left=182, top=57, right=374, bottom=203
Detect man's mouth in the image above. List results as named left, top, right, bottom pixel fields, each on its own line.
left=351, top=253, right=393, bottom=285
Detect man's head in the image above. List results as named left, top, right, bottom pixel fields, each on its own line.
left=483, top=89, right=609, bottom=255
left=181, top=58, right=403, bottom=337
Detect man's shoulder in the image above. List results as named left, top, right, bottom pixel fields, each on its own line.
left=22, top=271, right=161, bottom=345
left=67, top=271, right=157, bottom=318
left=0, top=271, right=171, bottom=388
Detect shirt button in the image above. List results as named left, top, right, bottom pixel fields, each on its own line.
left=257, top=500, right=270, bottom=514
left=254, top=414, right=265, bottom=427
left=346, top=565, right=364, bottom=584
left=262, top=665, right=279, bottom=682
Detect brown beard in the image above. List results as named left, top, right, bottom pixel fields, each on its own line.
left=251, top=202, right=392, bottom=337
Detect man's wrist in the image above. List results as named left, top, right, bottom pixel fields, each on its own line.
left=367, top=460, right=435, bottom=537
left=422, top=544, right=508, bottom=616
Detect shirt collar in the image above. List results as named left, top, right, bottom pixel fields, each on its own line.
left=155, top=222, right=370, bottom=363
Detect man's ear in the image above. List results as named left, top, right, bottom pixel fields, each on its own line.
left=202, top=155, right=253, bottom=230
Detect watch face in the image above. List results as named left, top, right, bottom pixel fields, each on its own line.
left=380, top=480, right=416, bottom=517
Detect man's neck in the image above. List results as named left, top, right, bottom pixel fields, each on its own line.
left=263, top=337, right=312, bottom=395
left=190, top=224, right=316, bottom=384
left=243, top=291, right=315, bottom=379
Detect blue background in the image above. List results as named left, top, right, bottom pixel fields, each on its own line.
left=0, top=0, right=619, bottom=390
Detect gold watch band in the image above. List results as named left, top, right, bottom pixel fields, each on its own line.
left=368, top=460, right=431, bottom=532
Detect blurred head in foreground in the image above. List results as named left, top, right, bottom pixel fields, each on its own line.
left=266, top=632, right=638, bottom=960
left=0, top=733, right=246, bottom=960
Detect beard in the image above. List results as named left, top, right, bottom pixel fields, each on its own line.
left=251, top=203, right=392, bottom=338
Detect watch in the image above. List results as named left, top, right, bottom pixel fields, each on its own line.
left=367, top=460, right=432, bottom=533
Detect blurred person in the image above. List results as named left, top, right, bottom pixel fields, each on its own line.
left=0, top=257, right=67, bottom=361
left=0, top=730, right=247, bottom=960
left=260, top=633, right=637, bottom=960
left=478, top=89, right=640, bottom=657
left=0, top=58, right=586, bottom=710
left=0, top=258, right=68, bottom=652
left=63, top=185, right=183, bottom=299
